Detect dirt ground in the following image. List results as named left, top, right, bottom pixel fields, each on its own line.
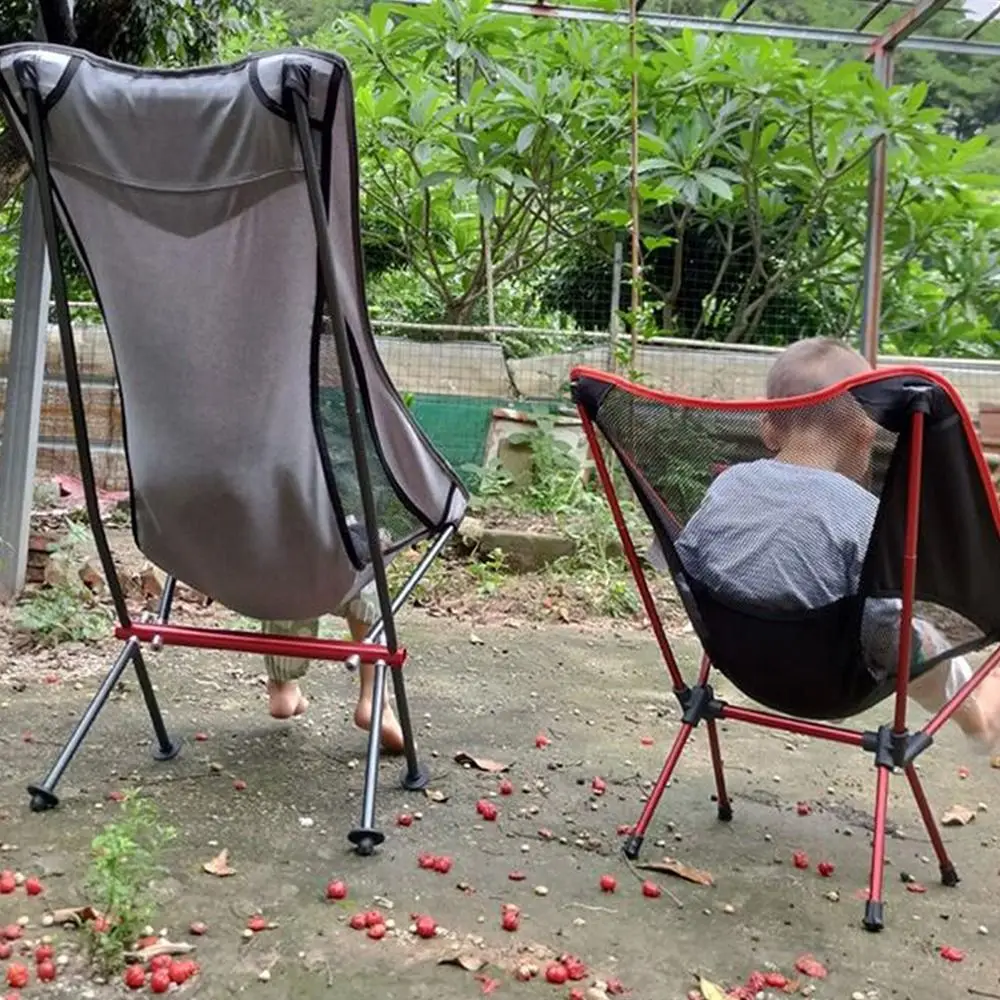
left=1, top=610, right=999, bottom=1000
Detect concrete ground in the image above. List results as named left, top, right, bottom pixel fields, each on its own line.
left=1, top=615, right=998, bottom=999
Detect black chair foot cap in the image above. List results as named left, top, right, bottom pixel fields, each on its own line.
left=401, top=762, right=430, bottom=792
left=717, top=803, right=733, bottom=822
left=27, top=786, right=59, bottom=812
left=622, top=833, right=644, bottom=862
left=863, top=900, right=885, bottom=932
left=348, top=828, right=386, bottom=857
left=940, top=864, right=960, bottom=888
left=152, top=738, right=182, bottom=762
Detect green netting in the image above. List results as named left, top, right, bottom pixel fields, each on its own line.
left=406, top=393, right=506, bottom=484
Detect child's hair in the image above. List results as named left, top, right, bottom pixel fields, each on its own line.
left=766, top=337, right=871, bottom=401
left=763, top=338, right=874, bottom=451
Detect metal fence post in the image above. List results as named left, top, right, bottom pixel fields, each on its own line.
left=0, top=184, right=53, bottom=601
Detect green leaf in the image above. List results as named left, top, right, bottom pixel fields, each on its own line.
left=695, top=171, right=733, bottom=200
left=416, top=171, right=455, bottom=190
left=516, top=122, right=538, bottom=155
left=478, top=182, right=496, bottom=220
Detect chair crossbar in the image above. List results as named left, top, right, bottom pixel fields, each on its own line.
left=114, top=623, right=407, bottom=668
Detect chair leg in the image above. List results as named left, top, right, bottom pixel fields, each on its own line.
left=863, top=765, right=892, bottom=932
left=904, top=764, right=959, bottom=887
left=26, top=639, right=141, bottom=810
left=349, top=659, right=388, bottom=856
left=705, top=719, right=732, bottom=822
left=391, top=666, right=429, bottom=792
left=131, top=647, right=181, bottom=761
left=624, top=722, right=695, bottom=861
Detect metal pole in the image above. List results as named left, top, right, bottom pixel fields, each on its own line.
left=609, top=240, right=623, bottom=372
left=0, top=191, right=52, bottom=602
left=859, top=46, right=893, bottom=368
left=0, top=2, right=73, bottom=603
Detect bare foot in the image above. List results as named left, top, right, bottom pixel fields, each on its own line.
left=268, top=681, right=309, bottom=719
left=354, top=700, right=405, bottom=754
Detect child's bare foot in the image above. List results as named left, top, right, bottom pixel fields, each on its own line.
left=354, top=699, right=405, bottom=754
left=268, top=681, right=309, bottom=719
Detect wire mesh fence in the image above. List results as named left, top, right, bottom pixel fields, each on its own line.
left=3, top=302, right=1000, bottom=497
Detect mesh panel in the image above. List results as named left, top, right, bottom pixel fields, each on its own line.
left=316, top=326, right=427, bottom=566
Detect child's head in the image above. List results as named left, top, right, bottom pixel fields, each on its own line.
left=761, top=337, right=876, bottom=479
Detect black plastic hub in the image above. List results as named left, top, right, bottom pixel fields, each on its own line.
left=27, top=785, right=59, bottom=812
left=863, top=900, right=885, bottom=932
left=152, top=738, right=182, bottom=762
left=675, top=684, right=725, bottom=728
left=348, top=828, right=386, bottom=857
left=401, top=762, right=431, bottom=792
left=861, top=724, right=932, bottom=769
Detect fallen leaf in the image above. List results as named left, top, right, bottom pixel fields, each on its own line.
left=125, top=941, right=195, bottom=963
left=438, top=952, right=487, bottom=973
left=454, top=752, right=509, bottom=774
left=202, top=849, right=236, bottom=877
left=794, top=955, right=827, bottom=979
left=425, top=789, right=449, bottom=803
left=699, top=979, right=727, bottom=1000
left=48, top=906, right=99, bottom=927
left=940, top=805, right=975, bottom=827
left=475, top=973, right=501, bottom=994
left=638, top=857, right=714, bottom=887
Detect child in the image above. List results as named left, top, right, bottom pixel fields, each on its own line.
left=261, top=582, right=405, bottom=753
left=670, top=337, right=1000, bottom=750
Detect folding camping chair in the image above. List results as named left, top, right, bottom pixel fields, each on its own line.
left=0, top=44, right=468, bottom=855
left=571, top=364, right=1000, bottom=930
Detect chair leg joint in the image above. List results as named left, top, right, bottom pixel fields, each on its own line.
left=677, top=684, right=724, bottom=728
left=861, top=724, right=932, bottom=769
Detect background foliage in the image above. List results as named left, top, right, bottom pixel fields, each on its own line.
left=1, top=0, right=999, bottom=359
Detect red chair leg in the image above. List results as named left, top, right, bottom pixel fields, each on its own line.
left=624, top=722, right=694, bottom=861
left=705, top=719, right=732, bottom=822
left=863, top=765, right=892, bottom=932
left=904, top=764, right=959, bottom=887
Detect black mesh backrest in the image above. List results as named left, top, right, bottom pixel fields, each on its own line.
left=573, top=366, right=1000, bottom=720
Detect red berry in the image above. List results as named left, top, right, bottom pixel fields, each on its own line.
left=108, top=791, right=126, bottom=803
left=233, top=779, right=247, bottom=791
left=561, top=956, right=587, bottom=980
left=641, top=880, right=661, bottom=898
left=150, top=968, right=172, bottom=993
left=189, top=920, right=208, bottom=935
left=4, top=967, right=27, bottom=990
left=363, top=911, right=383, bottom=928
left=958, top=766, right=970, bottom=779
left=906, top=882, right=927, bottom=894
left=535, top=733, right=550, bottom=748
left=498, top=779, right=514, bottom=796
left=796, top=801, right=812, bottom=816
left=599, top=874, right=617, bottom=893
left=247, top=915, right=268, bottom=932
left=149, top=955, right=172, bottom=972
left=616, top=824, right=633, bottom=836
left=195, top=732, right=209, bottom=741
left=170, top=961, right=194, bottom=984
left=569, top=991, right=586, bottom=1000
left=817, top=861, right=835, bottom=878
left=349, top=913, right=367, bottom=931
left=0, top=943, right=11, bottom=960
left=414, top=915, right=436, bottom=939
left=501, top=910, right=520, bottom=932
left=433, top=856, right=453, bottom=874
left=325, top=880, right=348, bottom=901
left=36, top=960, right=56, bottom=983
left=417, top=853, right=437, bottom=870
left=34, top=944, right=54, bottom=964
left=125, top=965, right=147, bottom=992
left=0, top=877, right=14, bottom=895
left=792, top=850, right=810, bottom=870
left=640, top=736, right=654, bottom=746
left=367, top=923, right=386, bottom=941
left=508, top=870, right=526, bottom=881
left=2, top=925, right=22, bottom=941
left=396, top=813, right=413, bottom=827
left=476, top=799, right=498, bottom=821
left=544, top=963, right=568, bottom=985
left=764, top=973, right=789, bottom=988
left=940, top=945, right=965, bottom=963
left=591, top=776, right=607, bottom=796
left=794, top=954, right=828, bottom=978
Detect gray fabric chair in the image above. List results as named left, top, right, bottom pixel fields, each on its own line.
left=0, top=43, right=468, bottom=854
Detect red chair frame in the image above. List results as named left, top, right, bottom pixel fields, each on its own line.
left=573, top=365, right=1000, bottom=931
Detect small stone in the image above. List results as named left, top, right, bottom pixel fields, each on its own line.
left=298, top=816, right=314, bottom=828
left=978, top=925, right=989, bottom=935
left=521, top=844, right=531, bottom=853
left=347, top=760, right=358, bottom=770
left=16, top=916, right=30, bottom=926
left=242, top=928, right=254, bottom=939
left=413, top=811, right=423, bottom=821
left=825, top=890, right=840, bottom=902
left=764, top=833, right=773, bottom=842
left=210, top=762, right=223, bottom=772
left=41, top=915, right=54, bottom=927
left=772, top=775, right=781, bottom=783
left=654, top=839, right=666, bottom=848
left=258, top=969, right=271, bottom=982
left=722, top=904, right=735, bottom=914
left=852, top=992, right=866, bottom=1000
left=56, top=954, right=69, bottom=967
left=572, top=917, right=586, bottom=927
left=477, top=916, right=485, bottom=924
left=533, top=885, right=549, bottom=896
